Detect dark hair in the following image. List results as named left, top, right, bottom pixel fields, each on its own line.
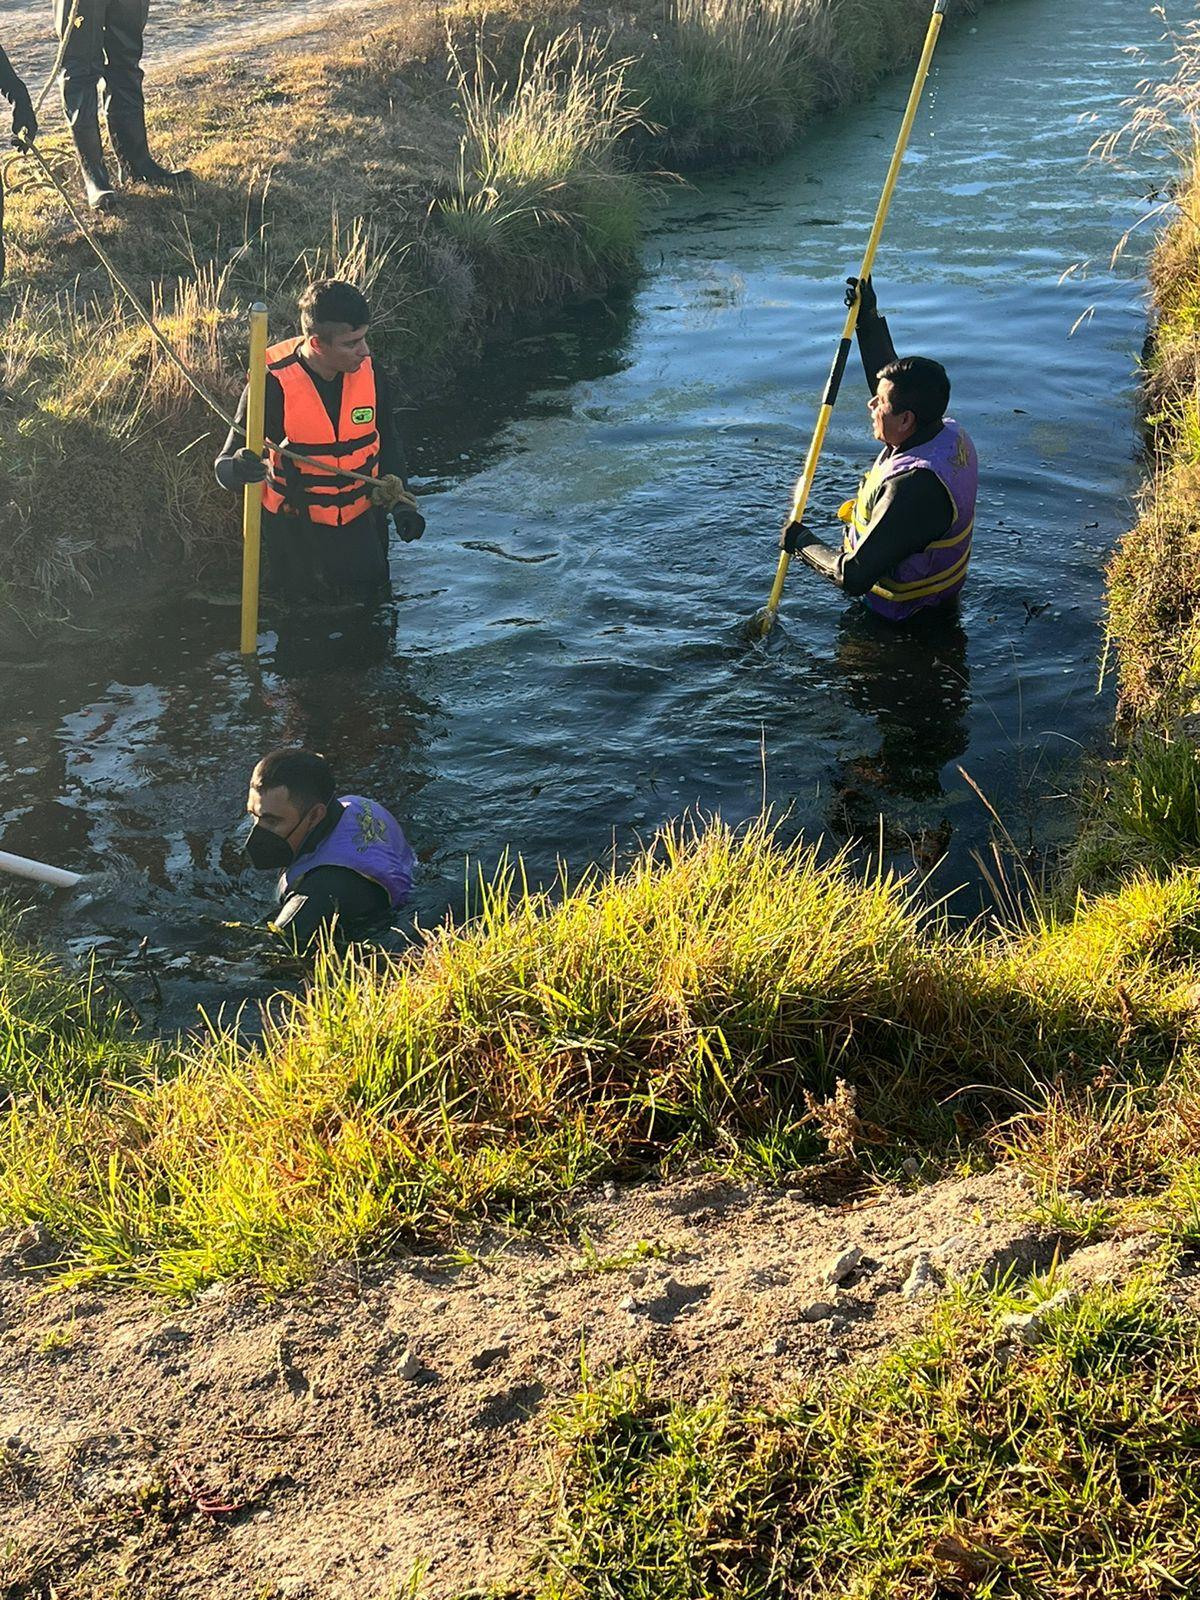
left=299, top=279, right=371, bottom=339
left=877, top=355, right=950, bottom=428
left=252, top=747, right=336, bottom=811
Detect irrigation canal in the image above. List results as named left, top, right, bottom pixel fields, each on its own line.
left=2, top=0, right=1162, bottom=1017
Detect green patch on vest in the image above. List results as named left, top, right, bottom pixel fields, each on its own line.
left=354, top=800, right=389, bottom=852
left=350, top=405, right=375, bottom=425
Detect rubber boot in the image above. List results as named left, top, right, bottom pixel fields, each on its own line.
left=108, top=106, right=192, bottom=188
left=67, top=104, right=118, bottom=211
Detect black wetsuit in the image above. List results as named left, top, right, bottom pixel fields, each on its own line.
left=215, top=359, right=409, bottom=602
left=54, top=0, right=149, bottom=127
left=272, top=801, right=391, bottom=947
left=798, top=309, right=956, bottom=599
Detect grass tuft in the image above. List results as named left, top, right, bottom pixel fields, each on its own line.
left=535, top=1278, right=1200, bottom=1599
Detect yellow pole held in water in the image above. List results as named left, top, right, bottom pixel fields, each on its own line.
left=759, top=0, right=949, bottom=637
left=239, top=302, right=269, bottom=656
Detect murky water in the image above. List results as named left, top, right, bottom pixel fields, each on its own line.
left=1, top=0, right=1163, bottom=1015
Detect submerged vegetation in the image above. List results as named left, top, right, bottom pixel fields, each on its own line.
left=0, top=0, right=953, bottom=623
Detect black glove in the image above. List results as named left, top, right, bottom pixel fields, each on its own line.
left=393, top=501, right=426, bottom=543
left=9, top=85, right=36, bottom=148
left=780, top=520, right=817, bottom=555
left=224, top=447, right=268, bottom=487
left=844, top=275, right=878, bottom=318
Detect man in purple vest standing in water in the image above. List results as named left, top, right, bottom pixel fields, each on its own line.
left=242, top=747, right=415, bottom=946
left=781, top=276, right=978, bottom=622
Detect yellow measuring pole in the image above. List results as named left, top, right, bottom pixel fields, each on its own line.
left=239, top=303, right=270, bottom=655
left=758, top=0, right=949, bottom=637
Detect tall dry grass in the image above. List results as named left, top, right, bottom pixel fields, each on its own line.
left=438, top=27, right=649, bottom=303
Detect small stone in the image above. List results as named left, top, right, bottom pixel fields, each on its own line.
left=603, top=1182, right=619, bottom=1203
left=823, top=1246, right=863, bottom=1286
left=1041, top=1288, right=1079, bottom=1316
left=800, top=1300, right=836, bottom=1323
left=618, top=1295, right=640, bottom=1314
left=824, top=1345, right=848, bottom=1363
left=469, top=1344, right=509, bottom=1370
left=498, top=1326, right=518, bottom=1342
left=428, top=1297, right=449, bottom=1314
left=785, top=1189, right=807, bottom=1202
left=760, top=1336, right=786, bottom=1358
left=396, top=1348, right=422, bottom=1381
left=628, top=1267, right=648, bottom=1288
left=902, top=1253, right=940, bottom=1301
left=901, top=1157, right=921, bottom=1176
left=1000, top=1311, right=1041, bottom=1346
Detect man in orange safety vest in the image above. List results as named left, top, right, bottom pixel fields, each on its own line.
left=215, top=279, right=425, bottom=605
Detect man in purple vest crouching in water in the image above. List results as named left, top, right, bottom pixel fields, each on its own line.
left=242, top=747, right=415, bottom=946
left=781, top=276, right=978, bottom=622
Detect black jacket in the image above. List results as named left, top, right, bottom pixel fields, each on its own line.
left=799, top=309, right=955, bottom=599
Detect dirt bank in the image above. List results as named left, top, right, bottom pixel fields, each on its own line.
left=5, top=1160, right=1173, bottom=1599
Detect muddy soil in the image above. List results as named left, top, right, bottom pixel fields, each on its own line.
left=0, top=1164, right=1173, bottom=1599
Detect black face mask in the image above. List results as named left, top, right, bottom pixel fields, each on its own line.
left=243, top=819, right=301, bottom=872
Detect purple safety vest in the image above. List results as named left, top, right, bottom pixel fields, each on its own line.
left=844, top=418, right=978, bottom=622
left=279, top=795, right=415, bottom=910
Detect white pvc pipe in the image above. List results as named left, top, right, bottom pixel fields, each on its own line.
left=0, top=850, right=83, bottom=889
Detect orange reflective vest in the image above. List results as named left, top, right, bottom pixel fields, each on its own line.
left=261, top=338, right=379, bottom=527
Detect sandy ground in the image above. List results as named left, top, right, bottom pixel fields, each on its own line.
left=0, top=0, right=403, bottom=93
left=0, top=1163, right=1175, bottom=1599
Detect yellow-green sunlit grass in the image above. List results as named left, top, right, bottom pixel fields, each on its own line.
left=3, top=819, right=1199, bottom=1294
left=534, top=1276, right=1200, bottom=1600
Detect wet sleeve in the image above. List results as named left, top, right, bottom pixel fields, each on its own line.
left=214, top=376, right=285, bottom=489
left=270, top=867, right=391, bottom=949
left=0, top=48, right=24, bottom=103
left=833, top=470, right=955, bottom=598
left=855, top=312, right=898, bottom=395
left=373, top=366, right=410, bottom=484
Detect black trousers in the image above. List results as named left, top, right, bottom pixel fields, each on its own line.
left=54, top=0, right=149, bottom=121
left=262, top=508, right=391, bottom=605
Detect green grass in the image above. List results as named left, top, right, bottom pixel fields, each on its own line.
left=3, top=817, right=1200, bottom=1294
left=533, top=1276, right=1200, bottom=1599
left=0, top=911, right=159, bottom=1103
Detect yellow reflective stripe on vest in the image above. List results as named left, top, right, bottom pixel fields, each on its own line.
left=924, top=517, right=974, bottom=552
left=870, top=544, right=971, bottom=602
